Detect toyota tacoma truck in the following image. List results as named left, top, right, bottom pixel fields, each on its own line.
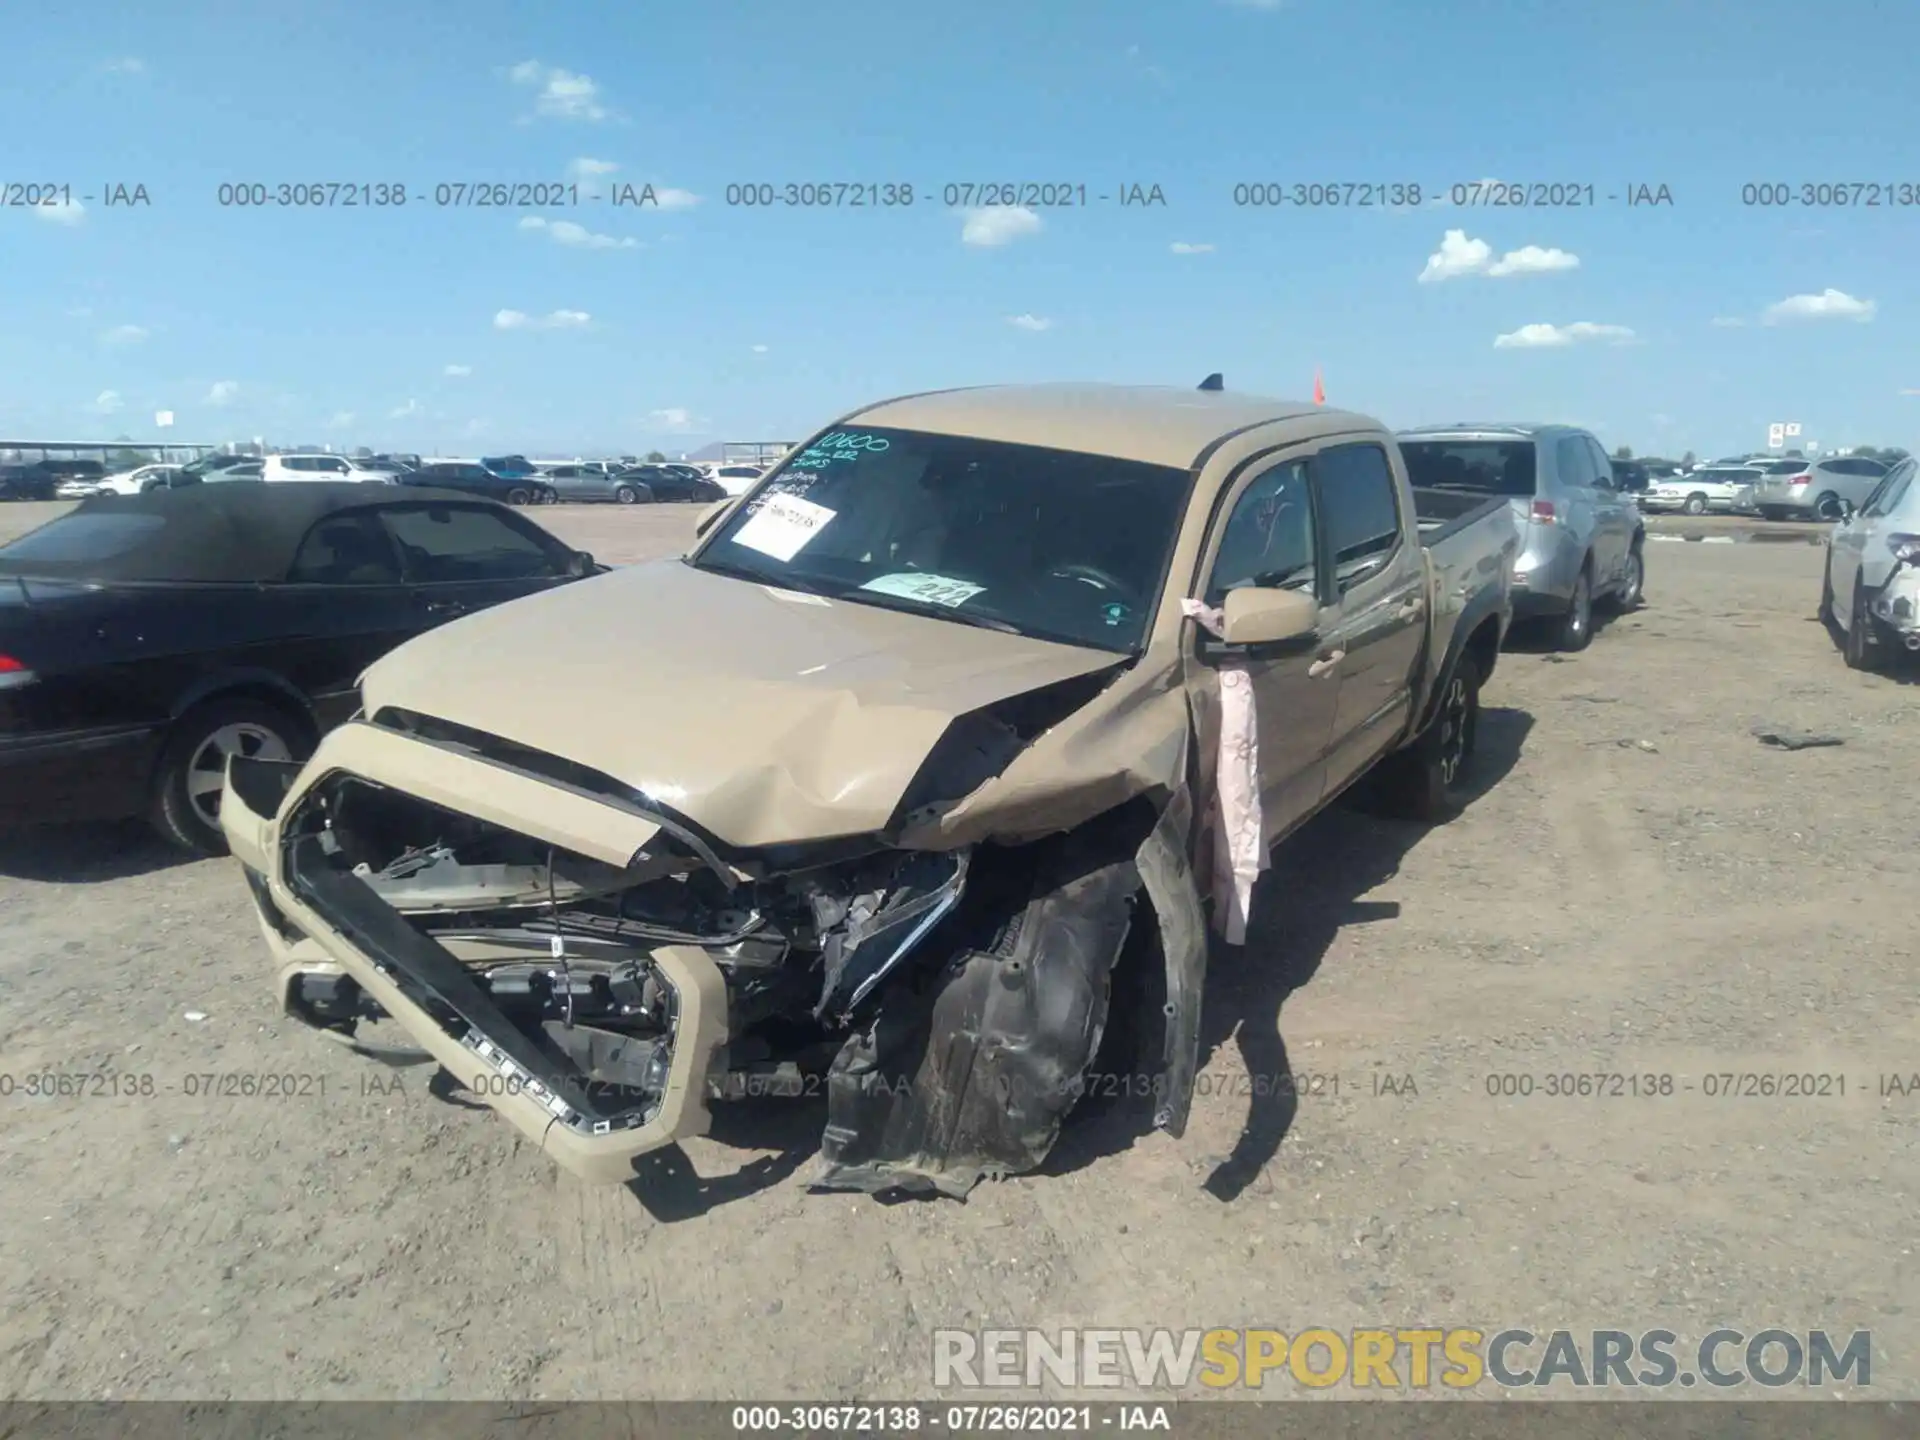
left=220, top=380, right=1518, bottom=1198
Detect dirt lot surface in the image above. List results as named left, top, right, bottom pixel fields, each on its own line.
left=0, top=499, right=1914, bottom=1401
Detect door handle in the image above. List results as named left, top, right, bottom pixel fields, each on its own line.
left=423, top=599, right=466, bottom=616
left=1307, top=649, right=1344, bottom=678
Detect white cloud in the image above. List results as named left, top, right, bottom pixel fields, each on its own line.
left=1901, top=388, right=1920, bottom=397
left=1486, top=244, right=1579, bottom=277
left=1710, top=316, right=1746, bottom=328
left=507, top=60, right=610, bottom=121
left=1008, top=313, right=1055, bottom=332
left=751, top=344, right=769, bottom=353
left=327, top=411, right=355, bottom=429
left=1421, top=230, right=1578, bottom=282
left=36, top=198, right=85, bottom=226
left=1493, top=321, right=1636, bottom=349
left=646, top=407, right=696, bottom=433
left=389, top=399, right=421, bottom=419
left=519, top=214, right=637, bottom=249
left=1419, top=230, right=1492, bottom=283
left=494, top=308, right=591, bottom=331
left=652, top=187, right=700, bottom=210
left=444, top=364, right=472, bottom=376
left=960, top=205, right=1042, bottom=247
left=1170, top=241, right=1215, bottom=254
left=568, top=157, right=619, bottom=179
left=101, top=323, right=148, bottom=346
left=1761, top=288, right=1875, bottom=324
left=92, top=390, right=123, bottom=415
left=205, top=381, right=239, bottom=406
left=103, top=57, right=145, bottom=74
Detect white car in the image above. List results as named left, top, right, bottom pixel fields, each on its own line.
left=1639, top=464, right=1761, bottom=515
left=710, top=464, right=766, bottom=497
left=262, top=454, right=399, bottom=484
left=60, top=463, right=182, bottom=498
left=1822, top=456, right=1920, bottom=670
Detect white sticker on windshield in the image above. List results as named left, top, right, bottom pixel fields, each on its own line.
left=860, top=572, right=986, bottom=608
left=732, top=492, right=836, bottom=563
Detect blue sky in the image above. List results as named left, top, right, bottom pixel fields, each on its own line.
left=5, top=0, right=1918, bottom=460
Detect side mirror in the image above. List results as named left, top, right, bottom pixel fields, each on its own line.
left=695, top=496, right=736, bottom=537
left=1221, top=586, right=1318, bottom=646
left=567, top=550, right=597, bottom=577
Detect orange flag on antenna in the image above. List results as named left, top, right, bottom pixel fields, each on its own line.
left=1313, top=368, right=1325, bottom=405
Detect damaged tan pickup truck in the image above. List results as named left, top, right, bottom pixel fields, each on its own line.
left=220, top=381, right=1518, bottom=1198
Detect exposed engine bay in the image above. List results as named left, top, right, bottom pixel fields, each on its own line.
left=271, top=768, right=1165, bottom=1198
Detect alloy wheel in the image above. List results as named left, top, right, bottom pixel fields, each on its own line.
left=185, top=722, right=292, bottom=826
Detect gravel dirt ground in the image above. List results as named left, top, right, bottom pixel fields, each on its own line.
left=0, top=500, right=1914, bottom=1401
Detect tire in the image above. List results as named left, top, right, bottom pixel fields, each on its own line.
left=614, top=484, right=641, bottom=504
left=150, top=697, right=307, bottom=856
left=1843, top=581, right=1884, bottom=672
left=1606, top=542, right=1645, bottom=612
left=1372, top=659, right=1482, bottom=823
left=1681, top=493, right=1708, bottom=515
left=505, top=486, right=532, bottom=506
left=540, top=487, right=558, bottom=505
left=1818, top=555, right=1842, bottom=643
left=1815, top=491, right=1843, bottom=521
left=1554, top=564, right=1594, bottom=651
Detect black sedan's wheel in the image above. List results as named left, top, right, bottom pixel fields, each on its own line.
left=614, top=484, right=646, bottom=504
left=150, top=697, right=307, bottom=856
left=505, top=486, right=533, bottom=506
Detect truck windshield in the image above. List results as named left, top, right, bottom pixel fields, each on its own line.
left=691, top=427, right=1190, bottom=654
left=1399, top=439, right=1537, bottom=496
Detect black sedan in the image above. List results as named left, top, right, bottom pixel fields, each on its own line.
left=0, top=483, right=599, bottom=853
left=617, top=464, right=725, bottom=502
left=400, top=461, right=557, bottom=506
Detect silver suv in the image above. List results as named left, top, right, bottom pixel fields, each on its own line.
left=1397, top=423, right=1645, bottom=651
left=1751, top=455, right=1890, bottom=521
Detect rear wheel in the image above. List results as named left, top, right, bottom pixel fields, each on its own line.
left=614, top=484, right=647, bottom=504
left=1815, top=491, right=1843, bottom=521
left=1370, top=660, right=1481, bottom=823
left=505, top=486, right=532, bottom=506
left=1554, top=565, right=1594, bottom=651
left=1607, top=543, right=1645, bottom=612
left=150, top=697, right=307, bottom=856
left=1844, top=581, right=1884, bottom=672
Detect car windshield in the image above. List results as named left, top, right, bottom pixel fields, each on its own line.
left=1398, top=439, right=1537, bottom=496
left=1759, top=460, right=1807, bottom=474
left=1697, top=468, right=1755, bottom=482
left=691, top=426, right=1191, bottom=654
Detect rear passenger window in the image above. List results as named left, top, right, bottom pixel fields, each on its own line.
left=1314, top=443, right=1401, bottom=593
left=1205, top=460, right=1316, bottom=606
left=1555, top=438, right=1593, bottom=487
left=286, top=515, right=403, bottom=585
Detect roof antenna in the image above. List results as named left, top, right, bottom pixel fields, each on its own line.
left=1198, top=373, right=1224, bottom=391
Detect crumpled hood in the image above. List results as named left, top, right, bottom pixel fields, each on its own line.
left=357, top=559, right=1127, bottom=849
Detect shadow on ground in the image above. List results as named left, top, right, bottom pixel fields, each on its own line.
left=0, top=821, right=196, bottom=883
left=1045, top=705, right=1536, bottom=1199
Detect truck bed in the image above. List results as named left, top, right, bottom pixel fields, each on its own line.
left=1412, top=486, right=1513, bottom=546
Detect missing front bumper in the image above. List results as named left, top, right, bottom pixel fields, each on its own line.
left=221, top=724, right=728, bottom=1184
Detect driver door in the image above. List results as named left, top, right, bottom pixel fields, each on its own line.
left=1195, top=454, right=1340, bottom=845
